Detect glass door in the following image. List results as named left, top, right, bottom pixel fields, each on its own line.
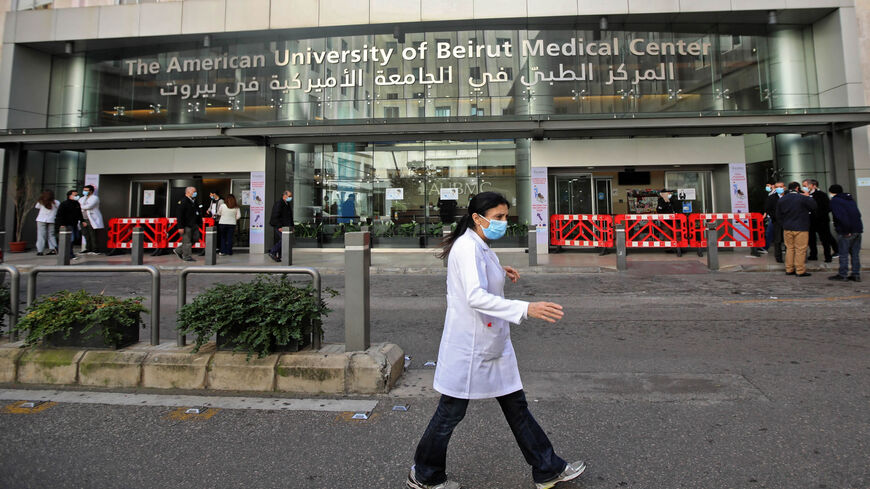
left=555, top=175, right=594, bottom=215
left=130, top=180, right=168, bottom=218
left=594, top=178, right=612, bottom=215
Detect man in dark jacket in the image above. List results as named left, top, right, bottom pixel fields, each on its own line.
left=655, top=189, right=682, bottom=256
left=764, top=182, right=787, bottom=262
left=174, top=186, right=202, bottom=262
left=802, top=179, right=836, bottom=262
left=776, top=182, right=818, bottom=277
left=56, top=189, right=84, bottom=260
left=827, top=184, right=863, bottom=282
left=268, top=190, right=294, bottom=262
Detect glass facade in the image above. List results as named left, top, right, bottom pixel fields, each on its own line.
left=45, top=26, right=819, bottom=128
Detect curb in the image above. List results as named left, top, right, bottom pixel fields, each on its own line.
left=0, top=341, right=404, bottom=395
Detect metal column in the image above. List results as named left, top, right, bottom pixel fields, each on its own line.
left=1, top=265, right=20, bottom=338
left=528, top=226, right=537, bottom=267
left=204, top=227, right=217, bottom=265
left=344, top=232, right=370, bottom=352
left=131, top=227, right=144, bottom=265
left=281, top=228, right=293, bottom=266
left=57, top=226, right=72, bottom=266
left=706, top=223, right=719, bottom=271
left=616, top=224, right=627, bottom=271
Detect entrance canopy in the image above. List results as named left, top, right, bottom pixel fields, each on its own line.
left=2, top=107, right=870, bottom=151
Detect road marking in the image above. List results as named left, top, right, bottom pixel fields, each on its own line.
left=724, top=294, right=870, bottom=304
left=2, top=400, right=57, bottom=414
left=0, top=389, right=378, bottom=413
left=165, top=407, right=220, bottom=421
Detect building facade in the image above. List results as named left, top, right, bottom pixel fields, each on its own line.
left=1, top=0, right=869, bottom=252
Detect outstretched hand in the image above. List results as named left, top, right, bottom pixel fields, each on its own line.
left=504, top=266, right=520, bottom=283
left=528, top=302, right=564, bottom=323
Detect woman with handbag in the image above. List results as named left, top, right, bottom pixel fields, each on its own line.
left=217, top=194, right=242, bottom=256
left=406, top=191, right=585, bottom=489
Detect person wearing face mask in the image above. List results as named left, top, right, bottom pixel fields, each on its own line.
left=205, top=192, right=224, bottom=220
left=827, top=184, right=862, bottom=282
left=55, top=190, right=85, bottom=260
left=79, top=185, right=105, bottom=255
left=764, top=182, right=787, bottom=263
left=174, top=186, right=202, bottom=262
left=268, top=190, right=294, bottom=262
left=406, top=192, right=585, bottom=489
left=776, top=182, right=817, bottom=277
left=801, top=179, right=836, bottom=263
left=656, top=189, right=683, bottom=257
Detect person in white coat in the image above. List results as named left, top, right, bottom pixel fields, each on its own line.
left=79, top=184, right=105, bottom=254
left=407, top=192, right=586, bottom=489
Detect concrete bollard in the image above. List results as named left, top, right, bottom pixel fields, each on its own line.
left=131, top=227, right=144, bottom=265
left=204, top=227, right=217, bottom=265
left=706, top=222, right=719, bottom=271
left=528, top=225, right=538, bottom=267
left=281, top=228, right=293, bottom=266
left=57, top=226, right=72, bottom=266
left=344, top=232, right=371, bottom=352
left=616, top=224, right=627, bottom=271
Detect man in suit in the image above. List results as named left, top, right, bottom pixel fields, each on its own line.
left=764, top=182, right=786, bottom=263
left=802, top=178, right=836, bottom=262
left=776, top=182, right=818, bottom=277
left=174, top=186, right=202, bottom=262
left=268, top=190, right=294, bottom=262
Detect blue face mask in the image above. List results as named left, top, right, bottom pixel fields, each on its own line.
left=285, top=197, right=293, bottom=202
left=775, top=188, right=785, bottom=195
left=765, top=186, right=772, bottom=192
left=192, top=191, right=198, bottom=198
left=82, top=190, right=89, bottom=196
left=801, top=186, right=809, bottom=193
left=480, top=215, right=507, bottom=240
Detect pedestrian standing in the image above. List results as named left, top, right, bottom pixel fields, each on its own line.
left=656, top=189, right=682, bottom=256
left=55, top=190, right=84, bottom=260
left=79, top=184, right=105, bottom=254
left=776, top=182, right=817, bottom=277
left=174, top=186, right=202, bottom=262
left=755, top=183, right=776, bottom=254
left=268, top=190, right=293, bottom=262
left=206, top=192, right=224, bottom=220
left=827, top=184, right=863, bottom=282
left=765, top=182, right=786, bottom=262
left=34, top=190, right=60, bottom=256
left=802, top=179, right=837, bottom=262
left=217, top=194, right=242, bottom=256
left=406, top=192, right=585, bottom=489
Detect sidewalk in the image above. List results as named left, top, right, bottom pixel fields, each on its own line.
left=2, top=246, right=867, bottom=274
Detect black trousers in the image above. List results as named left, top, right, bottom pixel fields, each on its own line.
left=808, top=220, right=836, bottom=260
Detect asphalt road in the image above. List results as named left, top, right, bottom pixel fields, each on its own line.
left=1, top=270, right=868, bottom=488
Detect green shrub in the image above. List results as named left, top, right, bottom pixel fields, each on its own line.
left=176, top=275, right=336, bottom=359
left=12, top=290, right=147, bottom=347
left=0, top=284, right=10, bottom=328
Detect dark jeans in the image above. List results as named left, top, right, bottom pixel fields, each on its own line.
left=808, top=220, right=836, bottom=260
left=771, top=221, right=784, bottom=260
left=218, top=224, right=235, bottom=254
left=764, top=218, right=774, bottom=250
left=269, top=226, right=293, bottom=256
left=836, top=233, right=861, bottom=277
left=81, top=224, right=103, bottom=253
left=413, top=390, right=566, bottom=485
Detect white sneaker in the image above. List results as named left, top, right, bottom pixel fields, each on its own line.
left=406, top=466, right=463, bottom=489
left=535, top=461, right=587, bottom=489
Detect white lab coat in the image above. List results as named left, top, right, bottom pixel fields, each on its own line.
left=79, top=194, right=104, bottom=229
left=433, top=229, right=529, bottom=399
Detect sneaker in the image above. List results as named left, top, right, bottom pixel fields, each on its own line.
left=36, top=252, right=44, bottom=256
left=535, top=461, right=587, bottom=489
left=182, top=257, right=195, bottom=262
left=797, top=272, right=812, bottom=277
left=756, top=248, right=768, bottom=254
left=848, top=275, right=861, bottom=282
left=828, top=275, right=847, bottom=281
left=174, top=249, right=183, bottom=260
left=218, top=252, right=227, bottom=256
left=406, top=466, right=462, bottom=489
left=785, top=271, right=796, bottom=275
left=268, top=252, right=281, bottom=262
left=47, top=249, right=57, bottom=255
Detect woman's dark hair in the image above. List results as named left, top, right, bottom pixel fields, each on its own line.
left=437, top=191, right=510, bottom=259
left=225, top=194, right=238, bottom=209
left=38, top=189, right=55, bottom=209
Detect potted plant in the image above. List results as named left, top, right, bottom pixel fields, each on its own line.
left=176, top=275, right=336, bottom=359
left=11, top=176, right=40, bottom=253
left=12, top=290, right=147, bottom=348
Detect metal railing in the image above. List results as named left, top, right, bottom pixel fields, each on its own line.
left=26, top=265, right=161, bottom=345
left=1, top=264, right=21, bottom=338
left=176, top=266, right=322, bottom=349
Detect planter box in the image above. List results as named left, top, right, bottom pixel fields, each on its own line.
left=215, top=320, right=312, bottom=354
left=44, top=319, right=139, bottom=349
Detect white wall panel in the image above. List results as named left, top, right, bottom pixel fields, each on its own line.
left=531, top=137, right=746, bottom=168
left=98, top=4, right=139, bottom=39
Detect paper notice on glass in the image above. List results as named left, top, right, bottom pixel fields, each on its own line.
left=143, top=190, right=155, bottom=205
left=439, top=188, right=459, bottom=200
left=241, top=190, right=251, bottom=205
left=677, top=188, right=696, bottom=200
left=386, top=188, right=404, bottom=200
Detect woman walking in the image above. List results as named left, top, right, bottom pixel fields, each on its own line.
left=217, top=194, right=242, bottom=256
left=407, top=192, right=585, bottom=489
left=34, top=190, right=60, bottom=256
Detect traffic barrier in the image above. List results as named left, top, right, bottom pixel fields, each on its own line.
left=108, top=218, right=168, bottom=249
left=549, top=214, right=614, bottom=247
left=688, top=213, right=765, bottom=248
left=612, top=214, right=689, bottom=248
left=166, top=218, right=215, bottom=249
